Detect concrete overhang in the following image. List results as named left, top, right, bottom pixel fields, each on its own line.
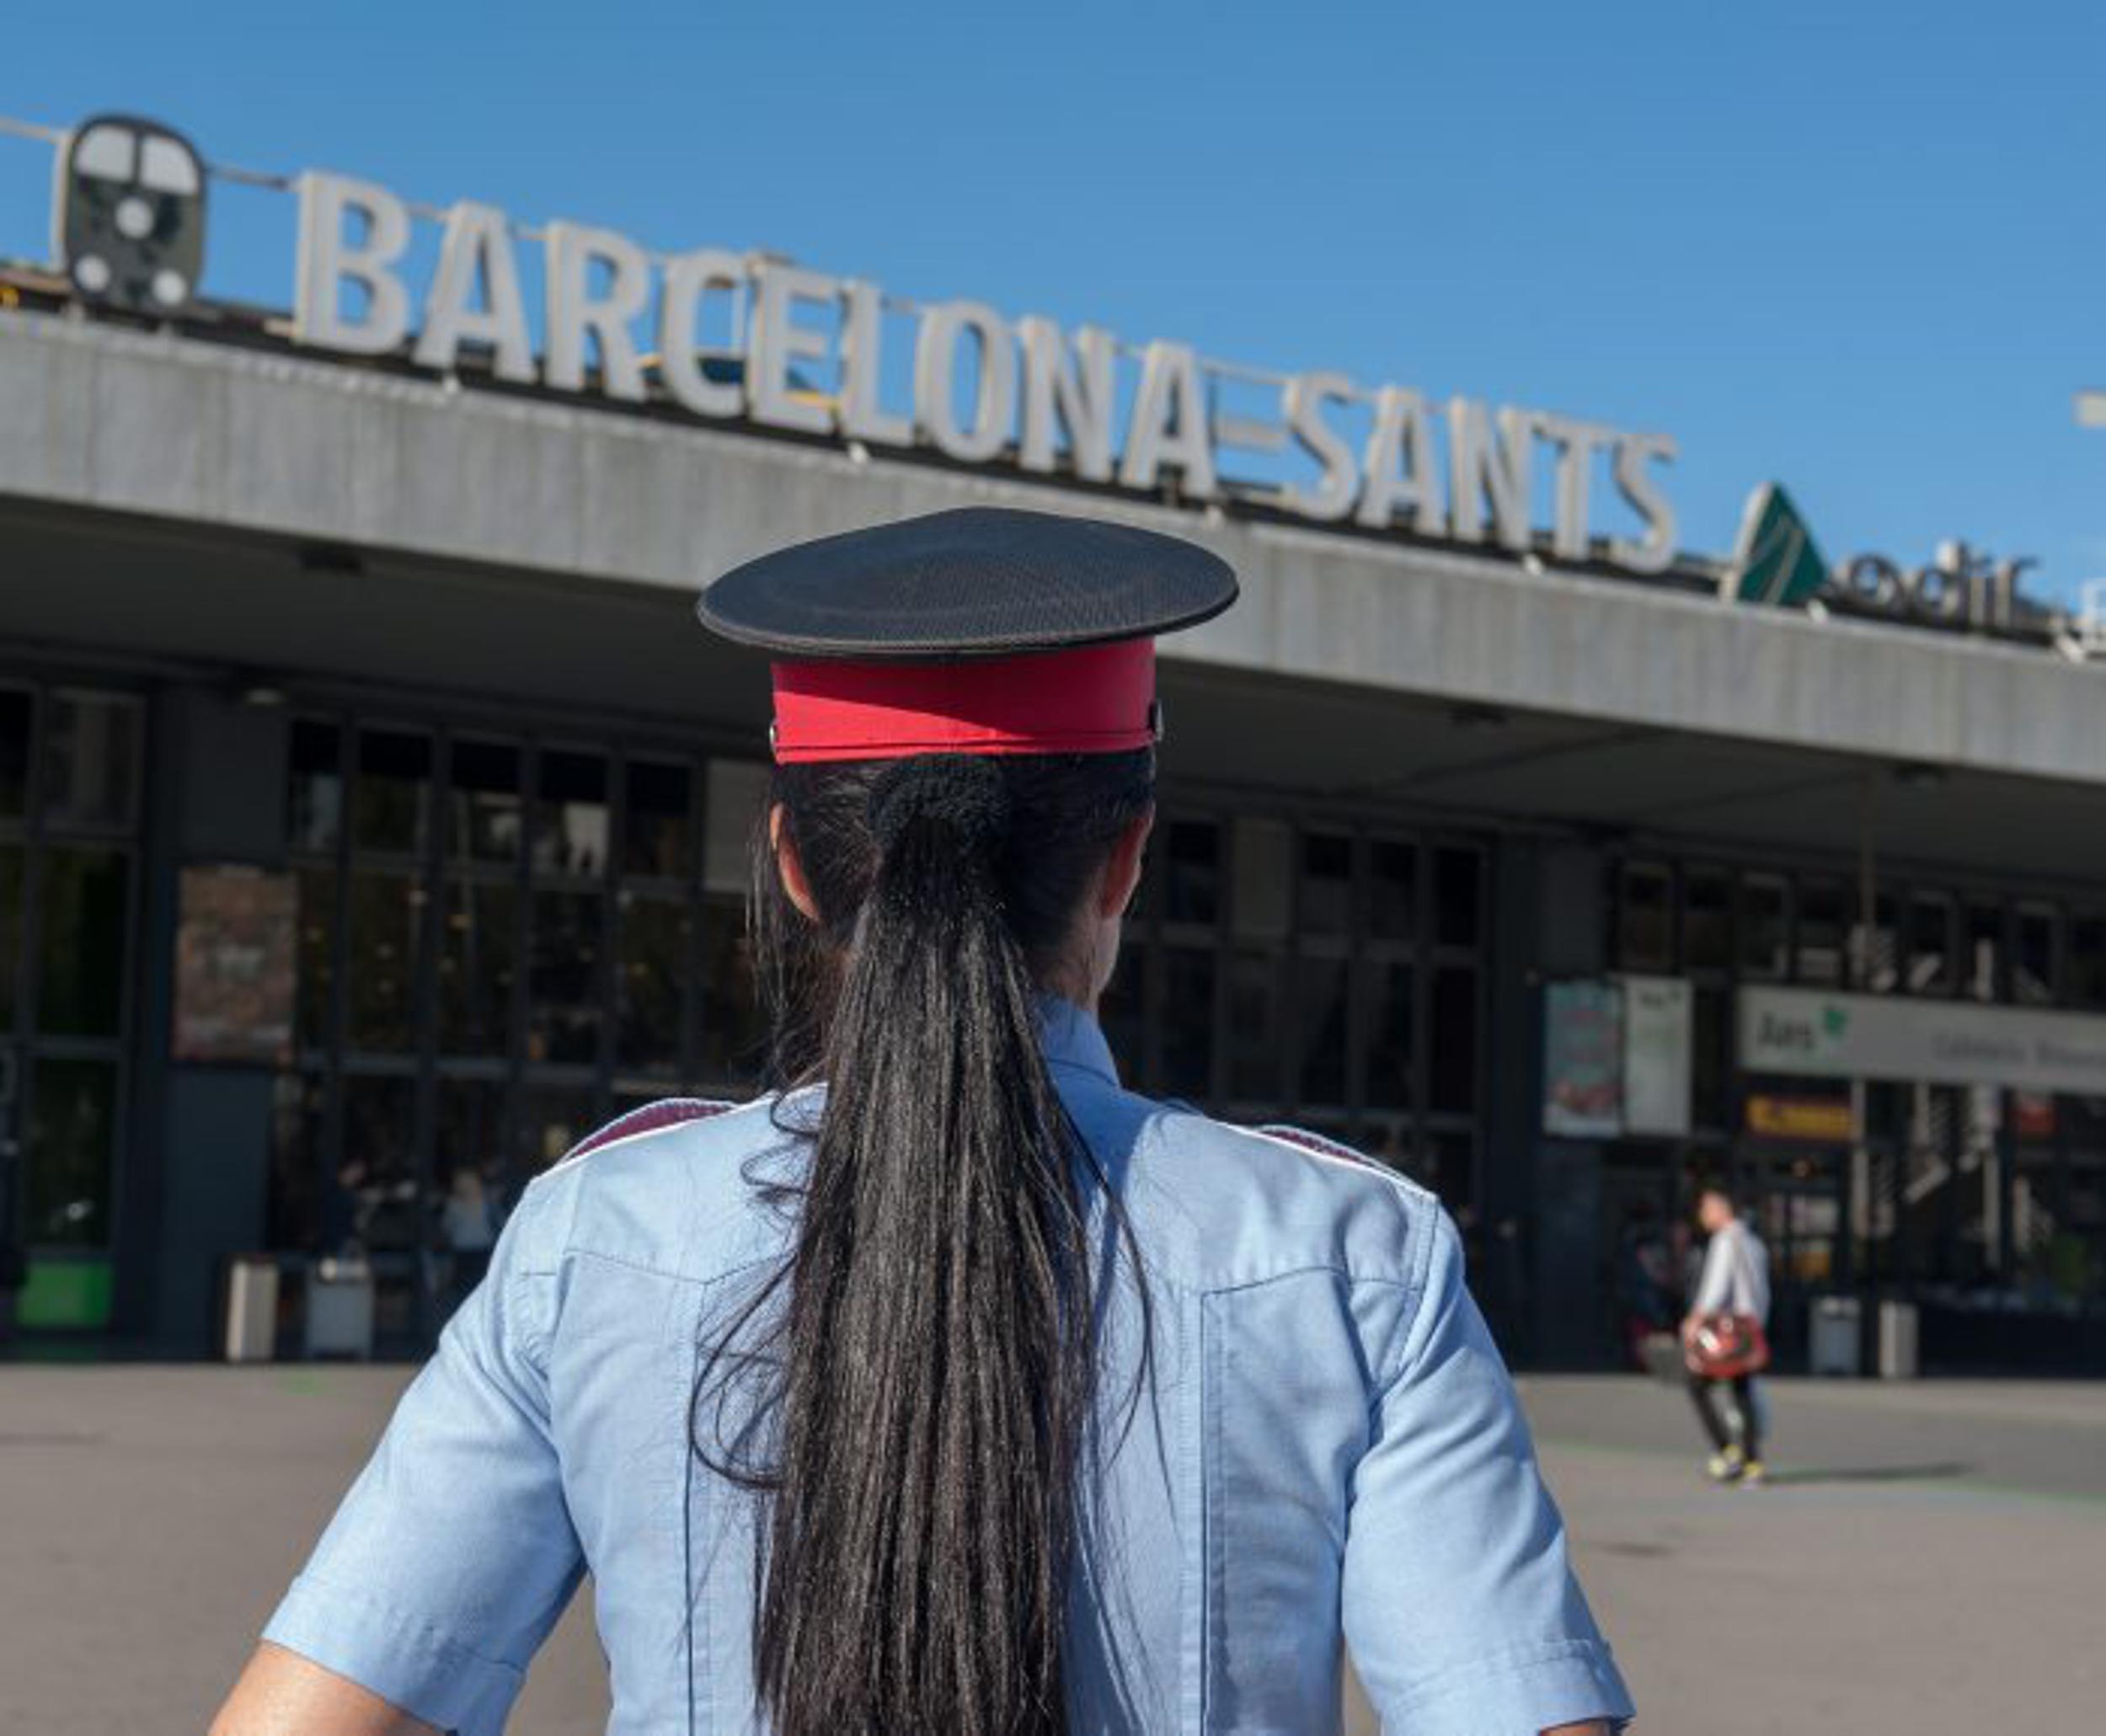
left=3, top=307, right=2102, bottom=797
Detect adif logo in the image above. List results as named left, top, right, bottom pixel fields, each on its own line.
left=1722, top=480, right=2035, bottom=633
left=1722, top=483, right=1827, bottom=608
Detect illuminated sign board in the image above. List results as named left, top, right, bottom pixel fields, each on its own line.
left=1740, top=987, right=2106, bottom=1098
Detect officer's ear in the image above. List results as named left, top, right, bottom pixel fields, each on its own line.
left=769, top=804, right=820, bottom=922
left=1096, top=807, right=1154, bottom=919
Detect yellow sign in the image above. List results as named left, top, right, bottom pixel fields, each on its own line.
left=1745, top=1094, right=1854, bottom=1142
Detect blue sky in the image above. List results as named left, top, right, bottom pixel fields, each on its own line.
left=6, top=1, right=2104, bottom=598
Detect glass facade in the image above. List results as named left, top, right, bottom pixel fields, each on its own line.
left=0, top=682, right=143, bottom=1329
left=1606, top=854, right=2106, bottom=1365
left=1104, top=811, right=1489, bottom=1209
left=275, top=714, right=770, bottom=1349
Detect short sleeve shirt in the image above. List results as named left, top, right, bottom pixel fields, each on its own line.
left=265, top=1002, right=1633, bottom=1733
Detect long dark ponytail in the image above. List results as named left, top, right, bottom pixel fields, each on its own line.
left=699, top=747, right=1154, bottom=1736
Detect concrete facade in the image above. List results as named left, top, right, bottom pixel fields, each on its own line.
left=5, top=307, right=2102, bottom=789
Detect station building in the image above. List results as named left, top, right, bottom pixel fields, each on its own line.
left=3, top=112, right=2104, bottom=1368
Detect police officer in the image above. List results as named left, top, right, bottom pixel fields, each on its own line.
left=216, top=508, right=1631, bottom=1734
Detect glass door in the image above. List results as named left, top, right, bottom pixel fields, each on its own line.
left=0, top=681, right=143, bottom=1334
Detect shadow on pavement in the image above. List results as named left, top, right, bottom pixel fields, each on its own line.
left=1767, top=1461, right=1975, bottom=1487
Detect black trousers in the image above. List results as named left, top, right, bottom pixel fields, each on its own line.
left=1687, top=1369, right=1761, bottom=1460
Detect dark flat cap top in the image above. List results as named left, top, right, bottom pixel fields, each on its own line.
left=697, top=506, right=1237, bottom=660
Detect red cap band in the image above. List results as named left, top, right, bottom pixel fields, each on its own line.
left=770, top=640, right=1157, bottom=763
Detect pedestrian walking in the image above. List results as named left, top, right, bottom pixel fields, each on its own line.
left=212, top=508, right=1631, bottom=1735
left=1682, top=1180, right=1772, bottom=1486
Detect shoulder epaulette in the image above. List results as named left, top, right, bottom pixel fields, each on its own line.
left=558, top=1097, right=740, bottom=1166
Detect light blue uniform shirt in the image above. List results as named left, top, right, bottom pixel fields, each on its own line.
left=266, top=1002, right=1633, bottom=1733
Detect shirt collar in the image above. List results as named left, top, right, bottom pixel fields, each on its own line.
left=1038, top=995, right=1120, bottom=1087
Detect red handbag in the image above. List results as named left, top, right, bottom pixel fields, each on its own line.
left=1685, top=1311, right=1771, bottom=1380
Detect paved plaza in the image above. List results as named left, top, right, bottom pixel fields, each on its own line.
left=2, top=1363, right=2101, bottom=1733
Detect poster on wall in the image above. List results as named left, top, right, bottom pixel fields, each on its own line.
left=1621, top=975, right=1693, bottom=1136
left=173, top=864, right=298, bottom=1065
left=1542, top=980, right=1624, bottom=1137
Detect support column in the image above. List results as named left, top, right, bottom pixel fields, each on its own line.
left=118, top=686, right=288, bottom=1354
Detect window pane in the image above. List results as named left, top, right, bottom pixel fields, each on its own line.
left=1434, top=847, right=1483, bottom=950
left=1429, top=966, right=1478, bottom=1114
left=1908, top=896, right=1958, bottom=996
left=345, top=873, right=425, bottom=1051
left=435, top=1078, right=505, bottom=1311
left=339, top=1074, right=417, bottom=1249
left=40, top=692, right=139, bottom=831
left=698, top=898, right=762, bottom=1085
left=1740, top=875, right=1789, bottom=978
left=617, top=892, right=689, bottom=1073
left=704, top=761, right=769, bottom=896
left=1856, top=891, right=1900, bottom=992
left=269, top=1071, right=327, bottom=1251
left=436, top=1076, right=507, bottom=1192
left=294, top=868, right=336, bottom=1050
left=1300, top=833, right=1353, bottom=937
left=287, top=720, right=343, bottom=854
left=2016, top=906, right=2058, bottom=1006
left=2071, top=916, right=2106, bottom=1012
left=355, top=730, right=432, bottom=854
left=1296, top=953, right=1348, bottom=1107
left=448, top=740, right=521, bottom=864
left=1363, top=959, right=1415, bottom=1111
left=24, top=1057, right=117, bottom=1248
left=439, top=881, right=517, bottom=1055
left=1423, top=1130, right=1476, bottom=1210
left=1964, top=903, right=2004, bottom=1001
left=37, top=847, right=129, bottom=1036
left=1684, top=868, right=1731, bottom=970
left=1231, top=818, right=1291, bottom=942
left=1227, top=947, right=1282, bottom=1103
left=0, top=846, right=20, bottom=1028
left=1162, top=947, right=1216, bottom=1101
left=535, top=750, right=609, bottom=878
left=0, top=689, right=29, bottom=819
left=1617, top=863, right=1673, bottom=971
left=1796, top=879, right=1847, bottom=986
left=624, top=761, right=692, bottom=879
left=1692, top=986, right=1729, bottom=1130
left=1164, top=820, right=1221, bottom=929
left=1098, top=943, right=1147, bottom=1085
left=516, top=1085, right=598, bottom=1178
left=528, top=889, right=602, bottom=1065
left=1368, top=838, right=1417, bottom=943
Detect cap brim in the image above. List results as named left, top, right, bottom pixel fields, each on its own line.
left=696, top=505, right=1237, bottom=660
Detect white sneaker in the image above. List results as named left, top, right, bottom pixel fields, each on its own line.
left=1706, top=1448, right=1745, bottom=1483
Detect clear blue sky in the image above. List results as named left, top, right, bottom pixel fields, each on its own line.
left=6, top=1, right=2104, bottom=598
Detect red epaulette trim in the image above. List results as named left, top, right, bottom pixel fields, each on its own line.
left=560, top=1097, right=738, bottom=1164
left=1251, top=1124, right=1387, bottom=1173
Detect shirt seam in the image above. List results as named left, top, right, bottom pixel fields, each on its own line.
left=1389, top=1634, right=1625, bottom=1714
left=281, top=1568, right=528, bottom=1690
left=559, top=1242, right=787, bottom=1289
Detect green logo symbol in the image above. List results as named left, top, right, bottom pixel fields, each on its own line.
left=1723, top=483, right=1828, bottom=607
left=1822, top=1005, right=1850, bottom=1039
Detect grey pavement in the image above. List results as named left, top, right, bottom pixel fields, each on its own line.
left=2, top=1364, right=2101, bottom=1734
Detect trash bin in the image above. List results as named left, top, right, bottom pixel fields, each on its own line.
left=223, top=1255, right=280, bottom=1363
left=305, top=1254, right=376, bottom=1360
left=1810, top=1295, right=1862, bottom=1376
left=1877, top=1300, right=1919, bottom=1379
